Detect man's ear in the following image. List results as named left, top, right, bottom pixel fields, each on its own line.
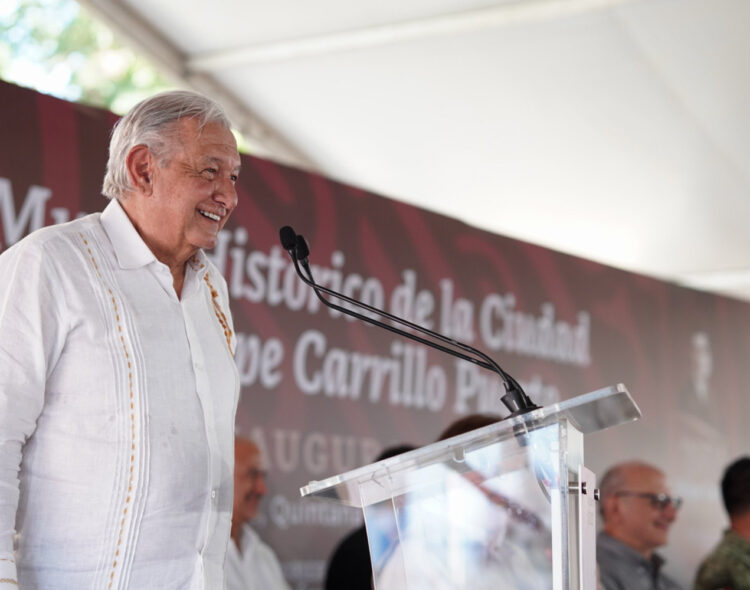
left=602, top=494, right=620, bottom=521
left=126, top=145, right=155, bottom=196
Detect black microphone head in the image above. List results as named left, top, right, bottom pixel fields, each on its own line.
left=279, top=226, right=297, bottom=251
left=295, top=235, right=310, bottom=261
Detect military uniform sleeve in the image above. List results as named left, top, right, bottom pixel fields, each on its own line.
left=694, top=553, right=728, bottom=590
left=0, top=240, right=68, bottom=586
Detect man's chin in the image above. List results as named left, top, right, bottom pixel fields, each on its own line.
left=189, top=225, right=226, bottom=251
left=244, top=502, right=260, bottom=520
left=649, top=531, right=669, bottom=547
left=192, top=235, right=220, bottom=252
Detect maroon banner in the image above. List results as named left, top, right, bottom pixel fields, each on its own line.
left=1, top=80, right=747, bottom=588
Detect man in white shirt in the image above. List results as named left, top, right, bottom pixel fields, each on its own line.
left=0, top=90, right=241, bottom=589
left=226, top=437, right=291, bottom=590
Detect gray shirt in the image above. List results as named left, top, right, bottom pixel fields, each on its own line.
left=597, top=532, right=683, bottom=590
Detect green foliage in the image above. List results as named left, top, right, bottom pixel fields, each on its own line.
left=0, top=0, right=252, bottom=152
left=0, top=0, right=173, bottom=113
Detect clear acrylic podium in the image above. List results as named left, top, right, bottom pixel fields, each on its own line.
left=301, top=384, right=640, bottom=590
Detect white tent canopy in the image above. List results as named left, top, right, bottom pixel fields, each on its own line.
left=79, top=0, right=750, bottom=300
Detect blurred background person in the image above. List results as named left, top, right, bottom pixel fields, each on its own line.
left=226, top=437, right=290, bottom=590
left=597, top=461, right=683, bottom=590
left=694, top=456, right=750, bottom=590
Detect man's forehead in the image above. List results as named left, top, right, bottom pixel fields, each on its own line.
left=623, top=465, right=667, bottom=489
left=235, top=438, right=262, bottom=463
left=174, top=118, right=238, bottom=154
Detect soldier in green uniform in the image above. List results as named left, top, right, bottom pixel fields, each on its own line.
left=694, top=456, right=750, bottom=590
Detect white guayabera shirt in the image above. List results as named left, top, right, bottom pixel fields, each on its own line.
left=225, top=524, right=291, bottom=590
left=0, top=199, right=239, bottom=589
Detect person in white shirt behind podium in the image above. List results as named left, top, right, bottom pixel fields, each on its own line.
left=226, top=437, right=291, bottom=590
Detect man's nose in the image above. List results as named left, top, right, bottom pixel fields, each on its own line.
left=214, top=177, right=238, bottom=210
left=258, top=476, right=268, bottom=496
left=662, top=503, right=678, bottom=521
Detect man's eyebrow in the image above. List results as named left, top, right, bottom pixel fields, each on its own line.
left=202, top=155, right=241, bottom=173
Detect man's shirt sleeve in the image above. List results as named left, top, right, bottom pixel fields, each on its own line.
left=0, top=240, right=67, bottom=585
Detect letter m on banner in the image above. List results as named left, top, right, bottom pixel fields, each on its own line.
left=0, top=178, right=52, bottom=251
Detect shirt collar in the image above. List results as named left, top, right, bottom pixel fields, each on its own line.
left=598, top=531, right=666, bottom=571
left=100, top=199, right=210, bottom=279
left=100, top=198, right=157, bottom=269
left=241, top=523, right=260, bottom=552
left=187, top=249, right=209, bottom=277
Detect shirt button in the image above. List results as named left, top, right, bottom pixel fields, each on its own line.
left=211, top=490, right=216, bottom=499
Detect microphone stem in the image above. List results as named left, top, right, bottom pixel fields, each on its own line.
left=296, top=258, right=504, bottom=376
left=296, top=257, right=537, bottom=413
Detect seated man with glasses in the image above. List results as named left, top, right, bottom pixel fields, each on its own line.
left=597, top=461, right=684, bottom=590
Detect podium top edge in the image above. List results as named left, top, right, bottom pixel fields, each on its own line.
left=300, top=384, right=640, bottom=499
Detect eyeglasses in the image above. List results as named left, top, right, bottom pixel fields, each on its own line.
left=246, top=467, right=267, bottom=481
left=615, top=491, right=683, bottom=510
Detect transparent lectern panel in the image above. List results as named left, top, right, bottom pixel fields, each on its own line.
left=302, top=387, right=638, bottom=590
left=365, top=423, right=568, bottom=590
left=300, top=385, right=639, bottom=507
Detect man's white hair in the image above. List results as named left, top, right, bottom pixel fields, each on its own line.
left=101, top=90, right=232, bottom=200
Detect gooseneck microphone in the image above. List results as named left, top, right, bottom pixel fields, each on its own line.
left=279, top=226, right=539, bottom=418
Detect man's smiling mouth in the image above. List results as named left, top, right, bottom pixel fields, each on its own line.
left=198, top=209, right=221, bottom=221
